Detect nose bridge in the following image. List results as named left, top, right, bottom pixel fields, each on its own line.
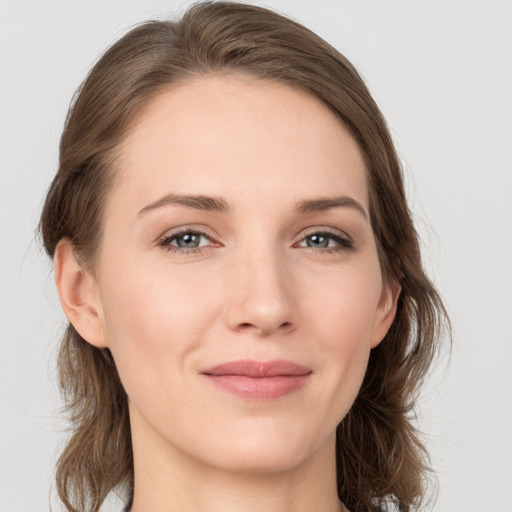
left=223, top=232, right=295, bottom=336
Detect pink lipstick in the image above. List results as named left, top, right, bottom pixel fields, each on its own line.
left=201, top=359, right=312, bottom=399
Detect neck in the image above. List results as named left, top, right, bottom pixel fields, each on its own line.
left=129, top=411, right=345, bottom=512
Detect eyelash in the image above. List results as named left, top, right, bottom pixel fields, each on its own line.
left=158, top=228, right=354, bottom=256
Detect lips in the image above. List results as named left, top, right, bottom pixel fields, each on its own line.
left=201, top=359, right=312, bottom=399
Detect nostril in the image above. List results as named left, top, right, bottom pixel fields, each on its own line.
left=236, top=320, right=293, bottom=335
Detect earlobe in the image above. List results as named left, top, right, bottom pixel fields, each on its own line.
left=54, top=239, right=108, bottom=348
left=370, top=277, right=401, bottom=349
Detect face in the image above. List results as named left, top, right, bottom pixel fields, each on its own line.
left=81, top=75, right=397, bottom=474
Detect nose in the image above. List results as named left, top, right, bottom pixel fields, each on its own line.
left=223, top=245, right=297, bottom=337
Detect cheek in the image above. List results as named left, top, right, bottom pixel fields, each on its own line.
left=312, top=259, right=383, bottom=346
left=102, top=251, right=217, bottom=331
left=97, top=255, right=222, bottom=393
left=305, top=262, right=383, bottom=414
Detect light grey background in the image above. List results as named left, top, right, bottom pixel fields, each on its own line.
left=1, top=1, right=511, bottom=511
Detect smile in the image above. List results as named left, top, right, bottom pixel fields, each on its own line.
left=201, top=359, right=312, bottom=400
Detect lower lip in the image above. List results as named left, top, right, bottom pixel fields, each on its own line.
left=204, top=374, right=311, bottom=400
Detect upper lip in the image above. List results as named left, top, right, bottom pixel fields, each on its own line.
left=201, top=359, right=312, bottom=377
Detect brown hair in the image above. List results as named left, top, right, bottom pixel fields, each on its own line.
left=40, top=2, right=449, bottom=511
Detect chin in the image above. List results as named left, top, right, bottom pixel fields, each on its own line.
left=196, top=422, right=333, bottom=475
left=209, top=447, right=309, bottom=474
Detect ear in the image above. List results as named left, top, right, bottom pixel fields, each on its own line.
left=370, top=277, right=401, bottom=349
left=54, top=238, right=108, bottom=348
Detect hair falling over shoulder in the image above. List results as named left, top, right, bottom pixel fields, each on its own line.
left=40, top=2, right=450, bottom=511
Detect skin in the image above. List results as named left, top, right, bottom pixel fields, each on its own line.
left=55, top=75, right=399, bottom=512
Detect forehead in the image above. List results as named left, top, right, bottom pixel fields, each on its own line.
left=112, top=74, right=368, bottom=214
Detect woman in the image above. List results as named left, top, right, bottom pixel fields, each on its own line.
left=39, top=2, right=448, bottom=511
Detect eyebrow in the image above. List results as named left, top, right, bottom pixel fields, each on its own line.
left=138, top=193, right=367, bottom=219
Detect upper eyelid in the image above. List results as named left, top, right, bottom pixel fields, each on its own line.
left=159, top=226, right=218, bottom=242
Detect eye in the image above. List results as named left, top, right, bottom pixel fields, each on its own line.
left=158, top=229, right=214, bottom=253
left=297, top=231, right=353, bottom=252
left=158, top=228, right=353, bottom=255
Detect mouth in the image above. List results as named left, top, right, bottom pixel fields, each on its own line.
left=200, top=359, right=312, bottom=400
